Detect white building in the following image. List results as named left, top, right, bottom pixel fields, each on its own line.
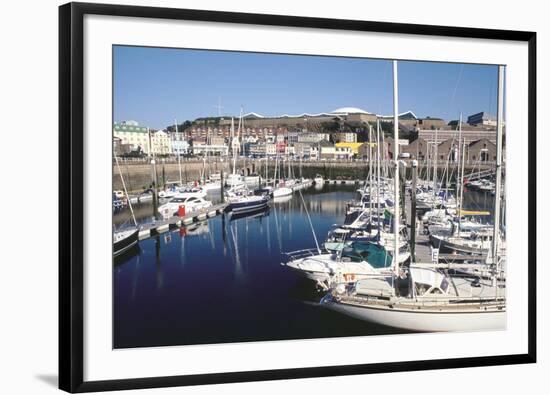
left=266, top=143, right=277, bottom=156
left=113, top=121, right=149, bottom=153
left=285, top=145, right=295, bottom=156
left=150, top=130, right=172, bottom=155
left=335, top=132, right=357, bottom=143
left=334, top=145, right=353, bottom=159
left=193, top=142, right=229, bottom=156
left=172, top=139, right=190, bottom=155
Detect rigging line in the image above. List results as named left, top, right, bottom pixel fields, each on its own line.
left=446, top=64, right=465, bottom=121
left=298, top=188, right=321, bottom=254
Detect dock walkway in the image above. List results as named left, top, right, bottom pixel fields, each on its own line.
left=138, top=203, right=227, bottom=240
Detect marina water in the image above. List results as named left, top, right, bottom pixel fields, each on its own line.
left=114, top=184, right=493, bottom=348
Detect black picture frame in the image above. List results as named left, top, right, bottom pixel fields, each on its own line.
left=59, top=2, right=537, bottom=392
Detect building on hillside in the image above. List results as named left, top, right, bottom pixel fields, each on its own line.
left=297, top=132, right=330, bottom=143
left=285, top=145, right=295, bottom=156
left=417, top=117, right=447, bottom=130
left=386, top=137, right=410, bottom=159
left=294, top=142, right=315, bottom=158
left=266, top=142, right=277, bottom=156
left=319, top=141, right=336, bottom=159
left=467, top=112, right=497, bottom=127
left=418, top=128, right=499, bottom=145
left=113, top=121, right=150, bottom=154
left=150, top=130, right=172, bottom=155
left=208, top=136, right=224, bottom=147
left=113, top=136, right=133, bottom=156
left=334, top=145, right=353, bottom=160
left=192, top=140, right=229, bottom=156
left=334, top=131, right=358, bottom=143
left=248, top=142, right=267, bottom=157
left=357, top=141, right=388, bottom=160
left=171, top=139, right=190, bottom=156
left=400, top=137, right=429, bottom=161
left=335, top=142, right=364, bottom=156
left=466, top=138, right=497, bottom=163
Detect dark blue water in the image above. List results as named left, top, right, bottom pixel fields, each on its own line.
left=113, top=185, right=406, bottom=349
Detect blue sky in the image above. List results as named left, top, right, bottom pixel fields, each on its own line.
left=114, top=45, right=499, bottom=130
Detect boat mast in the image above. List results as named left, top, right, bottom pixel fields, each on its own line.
left=392, top=60, right=400, bottom=275
left=115, top=155, right=137, bottom=227
left=455, top=115, right=462, bottom=214
left=492, top=65, right=505, bottom=269
left=240, top=106, right=245, bottom=156
left=231, top=117, right=236, bottom=176
left=432, top=129, right=438, bottom=195
left=175, top=119, right=182, bottom=185
left=376, top=119, right=382, bottom=233
left=368, top=124, right=373, bottom=224
left=457, top=115, right=465, bottom=234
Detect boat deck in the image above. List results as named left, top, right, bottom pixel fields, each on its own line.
left=405, top=194, right=487, bottom=263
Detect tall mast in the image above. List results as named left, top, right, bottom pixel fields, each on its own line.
left=240, top=106, right=245, bottom=156
left=455, top=114, right=463, bottom=213
left=492, top=65, right=505, bottom=269
left=433, top=128, right=438, bottom=200
left=175, top=119, right=182, bottom=185
left=231, top=117, right=236, bottom=176
left=368, top=124, right=373, bottom=224
left=457, top=114, right=463, bottom=232
left=392, top=60, right=400, bottom=274
left=376, top=119, right=382, bottom=233
left=115, top=155, right=137, bottom=227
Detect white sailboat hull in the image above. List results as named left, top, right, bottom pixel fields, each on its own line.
left=273, top=187, right=293, bottom=198
left=322, top=298, right=506, bottom=332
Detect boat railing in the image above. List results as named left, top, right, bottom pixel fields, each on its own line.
left=281, top=248, right=325, bottom=263
left=339, top=292, right=505, bottom=309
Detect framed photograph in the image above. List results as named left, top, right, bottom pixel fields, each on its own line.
left=59, top=2, right=536, bottom=392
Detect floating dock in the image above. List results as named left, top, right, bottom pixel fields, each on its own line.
left=138, top=203, right=227, bottom=240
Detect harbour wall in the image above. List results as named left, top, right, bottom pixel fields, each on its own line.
left=113, top=158, right=497, bottom=192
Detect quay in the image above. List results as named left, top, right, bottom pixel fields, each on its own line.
left=138, top=202, right=227, bottom=240
left=112, top=158, right=498, bottom=193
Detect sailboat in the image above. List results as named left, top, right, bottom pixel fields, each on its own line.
left=226, top=116, right=245, bottom=188
left=320, top=61, right=506, bottom=332
left=225, top=111, right=269, bottom=214
left=272, top=153, right=293, bottom=198
left=113, top=156, right=140, bottom=257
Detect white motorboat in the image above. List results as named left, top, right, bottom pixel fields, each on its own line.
left=226, top=173, right=245, bottom=188
left=282, top=242, right=393, bottom=289
left=158, top=194, right=212, bottom=219
left=272, top=194, right=292, bottom=204
left=201, top=179, right=222, bottom=191
left=177, top=186, right=207, bottom=199
left=272, top=186, right=293, bottom=198
left=313, top=175, right=324, bottom=185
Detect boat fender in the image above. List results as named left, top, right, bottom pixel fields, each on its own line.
left=335, top=283, right=346, bottom=295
